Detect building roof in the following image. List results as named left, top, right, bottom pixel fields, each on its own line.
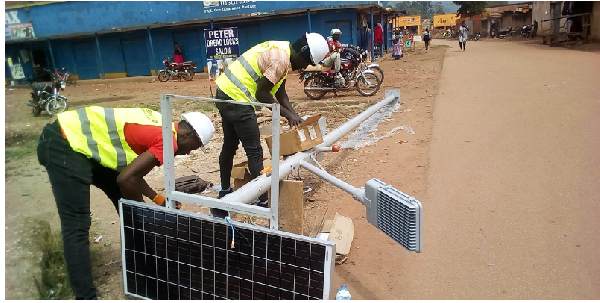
left=486, top=2, right=532, bottom=13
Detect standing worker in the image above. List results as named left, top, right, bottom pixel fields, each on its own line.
left=211, top=33, right=329, bottom=217
left=37, top=106, right=215, bottom=299
left=458, top=21, right=469, bottom=51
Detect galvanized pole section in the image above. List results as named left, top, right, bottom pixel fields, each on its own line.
left=94, top=33, right=105, bottom=80
left=222, top=90, right=400, bottom=205
left=210, top=20, right=214, bottom=29
left=371, top=7, right=375, bottom=62
left=46, top=39, right=56, bottom=71
left=161, top=94, right=177, bottom=208
left=269, top=103, right=281, bottom=230
left=147, top=28, right=158, bottom=76
left=307, top=9, right=312, bottom=32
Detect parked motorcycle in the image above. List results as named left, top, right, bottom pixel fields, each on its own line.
left=27, top=68, right=69, bottom=117
left=158, top=57, right=193, bottom=82
left=299, top=47, right=381, bottom=100
left=521, top=25, right=532, bottom=38
left=442, top=29, right=453, bottom=38
left=350, top=45, right=384, bottom=83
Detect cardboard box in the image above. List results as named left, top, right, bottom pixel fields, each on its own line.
left=317, top=213, right=355, bottom=264
left=264, top=115, right=324, bottom=156
left=231, top=158, right=272, bottom=190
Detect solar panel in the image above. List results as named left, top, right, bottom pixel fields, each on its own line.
left=119, top=199, right=336, bottom=300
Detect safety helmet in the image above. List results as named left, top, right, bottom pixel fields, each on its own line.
left=305, top=32, right=328, bottom=65
left=330, top=28, right=342, bottom=35
left=181, top=112, right=215, bottom=151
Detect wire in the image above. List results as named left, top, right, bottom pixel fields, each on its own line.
left=225, top=216, right=235, bottom=249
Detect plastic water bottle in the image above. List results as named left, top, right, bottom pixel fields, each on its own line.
left=336, top=284, right=351, bottom=300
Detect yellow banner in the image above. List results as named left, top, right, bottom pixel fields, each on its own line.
left=393, top=15, right=421, bottom=27
left=433, top=13, right=459, bottom=27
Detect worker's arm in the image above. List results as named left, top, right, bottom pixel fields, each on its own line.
left=117, top=151, right=160, bottom=202
left=256, top=77, right=303, bottom=127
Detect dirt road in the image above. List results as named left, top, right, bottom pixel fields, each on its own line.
left=4, top=38, right=599, bottom=299
left=332, top=39, right=600, bottom=299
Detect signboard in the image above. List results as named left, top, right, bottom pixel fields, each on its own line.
left=204, top=27, right=240, bottom=81
left=433, top=13, right=460, bottom=28
left=203, top=1, right=257, bottom=15
left=413, top=35, right=422, bottom=42
left=5, top=10, right=35, bottom=41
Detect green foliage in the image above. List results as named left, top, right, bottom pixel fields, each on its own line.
left=389, top=2, right=460, bottom=18
left=453, top=1, right=488, bottom=17
left=33, top=219, right=101, bottom=300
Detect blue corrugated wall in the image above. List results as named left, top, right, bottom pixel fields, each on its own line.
left=6, top=2, right=370, bottom=80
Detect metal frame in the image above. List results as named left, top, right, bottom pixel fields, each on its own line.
left=160, top=90, right=400, bottom=230
left=160, top=94, right=281, bottom=229
left=119, top=199, right=336, bottom=300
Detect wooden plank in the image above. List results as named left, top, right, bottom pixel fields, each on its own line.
left=270, top=180, right=304, bottom=235
left=309, top=207, right=328, bottom=238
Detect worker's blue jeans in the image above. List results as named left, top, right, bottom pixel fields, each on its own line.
left=37, top=121, right=122, bottom=300
left=215, top=89, right=266, bottom=199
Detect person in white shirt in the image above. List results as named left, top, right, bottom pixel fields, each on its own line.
left=458, top=21, right=469, bottom=51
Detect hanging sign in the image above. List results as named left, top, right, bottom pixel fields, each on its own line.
left=204, top=27, right=239, bottom=81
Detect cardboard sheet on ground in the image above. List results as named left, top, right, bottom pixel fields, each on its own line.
left=318, top=213, right=354, bottom=264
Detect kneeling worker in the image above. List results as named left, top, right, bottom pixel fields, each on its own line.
left=212, top=32, right=329, bottom=216
left=37, top=106, right=215, bottom=299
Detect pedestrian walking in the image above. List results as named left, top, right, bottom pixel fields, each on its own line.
left=458, top=21, right=469, bottom=51
left=423, top=28, right=431, bottom=50
left=531, top=20, right=539, bottom=39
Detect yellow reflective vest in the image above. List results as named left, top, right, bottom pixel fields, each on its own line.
left=215, top=41, right=291, bottom=104
left=57, top=106, right=175, bottom=171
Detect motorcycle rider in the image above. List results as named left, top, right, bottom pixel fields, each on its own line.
left=37, top=106, right=215, bottom=299
left=212, top=33, right=328, bottom=217
left=322, top=28, right=345, bottom=87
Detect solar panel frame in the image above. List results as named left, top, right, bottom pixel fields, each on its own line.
left=119, top=199, right=336, bottom=300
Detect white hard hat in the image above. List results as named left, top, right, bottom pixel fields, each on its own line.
left=305, top=32, right=329, bottom=65
left=181, top=112, right=215, bottom=151
left=330, top=28, right=342, bottom=35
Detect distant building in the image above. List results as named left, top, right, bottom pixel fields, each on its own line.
left=4, top=1, right=393, bottom=81
left=391, top=15, right=422, bottom=35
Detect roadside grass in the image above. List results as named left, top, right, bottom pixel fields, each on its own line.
left=33, top=219, right=101, bottom=300
left=5, top=133, right=39, bottom=162
left=5, top=133, right=40, bottom=178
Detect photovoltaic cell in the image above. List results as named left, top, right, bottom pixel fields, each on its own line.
left=119, top=200, right=335, bottom=300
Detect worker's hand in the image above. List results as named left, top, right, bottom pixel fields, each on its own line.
left=286, top=114, right=303, bottom=128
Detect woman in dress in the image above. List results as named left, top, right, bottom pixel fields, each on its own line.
left=173, top=42, right=184, bottom=63
left=392, top=30, right=403, bottom=59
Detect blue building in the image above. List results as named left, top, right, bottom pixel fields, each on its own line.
left=5, top=1, right=393, bottom=82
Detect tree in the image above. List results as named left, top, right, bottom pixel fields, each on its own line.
left=453, top=1, right=487, bottom=17
left=434, top=2, right=445, bottom=14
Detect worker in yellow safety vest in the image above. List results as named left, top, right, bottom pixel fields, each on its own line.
left=211, top=33, right=329, bottom=217
left=37, top=106, right=215, bottom=299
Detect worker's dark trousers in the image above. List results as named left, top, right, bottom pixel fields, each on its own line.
left=37, top=121, right=123, bottom=300
left=215, top=89, right=266, bottom=198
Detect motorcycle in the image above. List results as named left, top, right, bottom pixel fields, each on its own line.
left=521, top=25, right=532, bottom=38
left=158, top=56, right=193, bottom=82
left=27, top=68, right=69, bottom=117
left=351, top=45, right=384, bottom=83
left=299, top=47, right=381, bottom=100
left=442, top=29, right=453, bottom=38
